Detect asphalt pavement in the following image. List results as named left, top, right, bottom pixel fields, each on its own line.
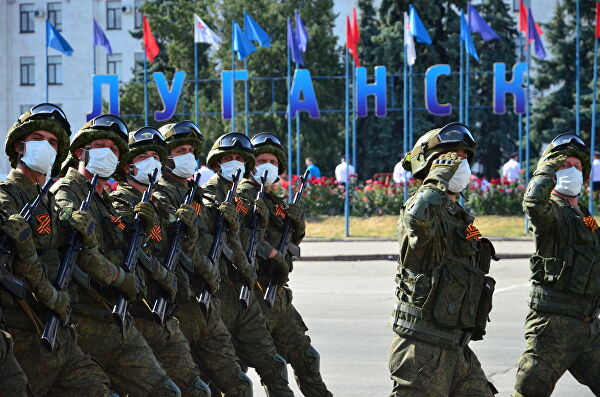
left=246, top=240, right=595, bottom=397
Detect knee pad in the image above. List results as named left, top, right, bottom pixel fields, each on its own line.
left=192, top=376, right=211, bottom=397
left=108, top=394, right=120, bottom=397
left=303, top=345, right=321, bottom=374
left=159, top=379, right=182, bottom=397
left=272, top=353, right=289, bottom=381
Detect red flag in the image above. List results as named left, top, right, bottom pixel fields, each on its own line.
left=143, top=16, right=160, bottom=62
left=346, top=8, right=360, bottom=67
left=519, top=1, right=543, bottom=41
left=596, top=2, right=600, bottom=39
left=345, top=16, right=354, bottom=52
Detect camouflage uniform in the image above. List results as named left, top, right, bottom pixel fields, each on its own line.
left=513, top=137, right=600, bottom=397
left=153, top=172, right=251, bottom=397
left=111, top=178, right=211, bottom=397
left=0, top=328, right=29, bottom=396
left=389, top=123, right=497, bottom=397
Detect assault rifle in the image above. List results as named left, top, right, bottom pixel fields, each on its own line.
left=241, top=170, right=268, bottom=309
left=0, top=178, right=54, bottom=300
left=196, top=169, right=240, bottom=313
left=151, top=172, right=201, bottom=324
left=41, top=174, right=98, bottom=352
left=112, top=169, right=159, bottom=328
left=264, top=169, right=309, bottom=308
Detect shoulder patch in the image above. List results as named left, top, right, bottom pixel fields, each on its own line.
left=234, top=196, right=248, bottom=214
left=35, top=213, right=52, bottom=235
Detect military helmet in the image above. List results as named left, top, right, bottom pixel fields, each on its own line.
left=159, top=120, right=203, bottom=157
left=540, top=133, right=591, bottom=179
left=6, top=103, right=72, bottom=176
left=250, top=133, right=287, bottom=175
left=60, top=114, right=130, bottom=176
left=206, top=132, right=255, bottom=176
left=403, top=122, right=477, bottom=180
left=114, top=127, right=168, bottom=181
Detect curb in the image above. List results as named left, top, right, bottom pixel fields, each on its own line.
left=304, top=237, right=533, bottom=243
left=298, top=253, right=531, bottom=262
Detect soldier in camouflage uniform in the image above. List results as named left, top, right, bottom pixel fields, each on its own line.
left=0, top=104, right=116, bottom=396
left=110, top=126, right=212, bottom=397
left=52, top=114, right=179, bottom=397
left=0, top=327, right=29, bottom=396
left=512, top=133, right=600, bottom=397
left=204, top=132, right=294, bottom=397
left=154, top=122, right=252, bottom=397
left=389, top=122, right=497, bottom=397
left=236, top=133, right=332, bottom=397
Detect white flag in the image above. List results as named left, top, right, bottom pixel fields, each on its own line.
left=404, top=12, right=416, bottom=66
left=194, top=14, right=220, bottom=45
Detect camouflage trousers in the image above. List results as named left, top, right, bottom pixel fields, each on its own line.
left=134, top=315, right=211, bottom=397
left=72, top=312, right=176, bottom=397
left=8, top=323, right=114, bottom=397
left=0, top=329, right=29, bottom=397
left=513, top=310, right=600, bottom=397
left=257, top=283, right=332, bottom=397
left=176, top=296, right=251, bottom=397
left=218, top=281, right=294, bottom=397
left=388, top=335, right=496, bottom=397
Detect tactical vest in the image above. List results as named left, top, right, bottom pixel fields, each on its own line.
left=392, top=202, right=497, bottom=348
left=528, top=200, right=600, bottom=319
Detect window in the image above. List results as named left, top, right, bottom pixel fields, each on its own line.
left=134, top=52, right=145, bottom=65
left=48, top=56, right=62, bottom=85
left=20, top=57, right=35, bottom=85
left=20, top=3, right=35, bottom=33
left=107, top=53, right=122, bottom=76
left=20, top=104, right=34, bottom=115
left=134, top=0, right=143, bottom=29
left=107, top=1, right=122, bottom=30
left=47, top=2, right=62, bottom=31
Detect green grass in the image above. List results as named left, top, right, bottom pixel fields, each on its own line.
left=306, top=215, right=531, bottom=239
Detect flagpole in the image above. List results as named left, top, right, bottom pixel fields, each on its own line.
left=93, top=41, right=96, bottom=75
left=518, top=34, right=523, bottom=171
left=408, top=65, right=414, bottom=149
left=576, top=0, right=581, bottom=136
left=525, top=40, right=531, bottom=234
left=46, top=34, right=49, bottom=102
left=144, top=50, right=148, bottom=125
left=459, top=26, right=464, bottom=124
left=465, top=33, right=470, bottom=126
left=403, top=45, right=408, bottom=203
left=352, top=65, right=357, bottom=176
left=244, top=58, right=249, bottom=136
left=231, top=20, right=236, bottom=132
left=590, top=29, right=599, bottom=215
left=287, top=45, right=293, bottom=203
left=194, top=42, right=199, bottom=126
left=295, top=62, right=301, bottom=177
left=344, top=48, right=350, bottom=237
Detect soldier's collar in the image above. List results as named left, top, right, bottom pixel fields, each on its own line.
left=7, top=169, right=38, bottom=195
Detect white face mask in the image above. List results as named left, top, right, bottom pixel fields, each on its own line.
left=555, top=167, right=583, bottom=197
left=171, top=153, right=197, bottom=178
left=85, top=147, right=119, bottom=178
left=132, top=157, right=162, bottom=185
left=253, top=163, right=279, bottom=186
left=448, top=160, right=471, bottom=193
left=20, top=140, right=57, bottom=176
left=220, top=160, right=245, bottom=182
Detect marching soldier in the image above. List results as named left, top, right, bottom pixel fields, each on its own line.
left=52, top=114, right=180, bottom=396
left=236, top=133, right=333, bottom=397
left=0, top=104, right=116, bottom=396
left=154, top=122, right=252, bottom=397
left=389, top=122, right=497, bottom=396
left=110, top=127, right=212, bottom=397
left=203, top=132, right=294, bottom=396
left=0, top=326, right=28, bottom=396
left=513, top=133, right=600, bottom=396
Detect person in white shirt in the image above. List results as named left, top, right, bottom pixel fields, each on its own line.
left=393, top=161, right=412, bottom=185
left=502, top=152, right=521, bottom=183
left=197, top=156, right=215, bottom=185
left=334, top=156, right=355, bottom=185
left=592, top=152, right=600, bottom=206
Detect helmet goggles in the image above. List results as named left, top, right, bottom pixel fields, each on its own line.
left=251, top=133, right=282, bottom=149
left=219, top=133, right=253, bottom=152
left=549, top=133, right=589, bottom=155
left=81, top=114, right=128, bottom=142
left=19, top=103, right=71, bottom=135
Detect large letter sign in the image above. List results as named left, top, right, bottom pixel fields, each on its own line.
left=493, top=62, right=527, bottom=114
left=154, top=72, right=186, bottom=121
left=424, top=65, right=452, bottom=116
left=221, top=70, right=249, bottom=120
left=355, top=66, right=387, bottom=117
left=87, top=75, right=120, bottom=121
left=289, top=69, right=321, bottom=119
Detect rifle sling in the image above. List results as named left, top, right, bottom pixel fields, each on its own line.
left=16, top=299, right=43, bottom=336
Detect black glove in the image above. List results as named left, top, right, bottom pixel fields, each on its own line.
left=112, top=269, right=139, bottom=303
left=270, top=250, right=290, bottom=284
left=44, top=290, right=70, bottom=322
left=255, top=199, right=269, bottom=227
left=0, top=214, right=37, bottom=265
left=68, top=210, right=97, bottom=249
left=134, top=202, right=156, bottom=235
left=219, top=202, right=239, bottom=233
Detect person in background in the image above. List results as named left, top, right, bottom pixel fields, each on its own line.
left=502, top=152, right=521, bottom=183
left=592, top=151, right=600, bottom=209
left=334, top=155, right=355, bottom=186
left=198, top=155, right=215, bottom=186
left=393, top=159, right=412, bottom=185
left=305, top=157, right=321, bottom=179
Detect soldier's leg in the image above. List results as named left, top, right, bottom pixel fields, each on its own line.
left=0, top=330, right=29, bottom=397
left=74, top=314, right=179, bottom=397
left=232, top=290, right=293, bottom=397
left=177, top=299, right=252, bottom=397
left=10, top=325, right=114, bottom=397
left=450, top=346, right=496, bottom=397
left=513, top=311, right=579, bottom=397
left=136, top=316, right=211, bottom=397
left=567, top=318, right=600, bottom=395
left=388, top=335, right=448, bottom=397
left=266, top=288, right=332, bottom=397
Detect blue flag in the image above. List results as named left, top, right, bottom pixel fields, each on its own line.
left=295, top=10, right=308, bottom=53
left=527, top=8, right=546, bottom=59
left=93, top=18, right=113, bottom=55
left=409, top=4, right=432, bottom=45
left=287, top=17, right=304, bottom=66
left=460, top=10, right=479, bottom=61
left=46, top=19, right=73, bottom=56
left=233, top=21, right=256, bottom=60
left=244, top=13, right=271, bottom=47
left=467, top=4, right=500, bottom=41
